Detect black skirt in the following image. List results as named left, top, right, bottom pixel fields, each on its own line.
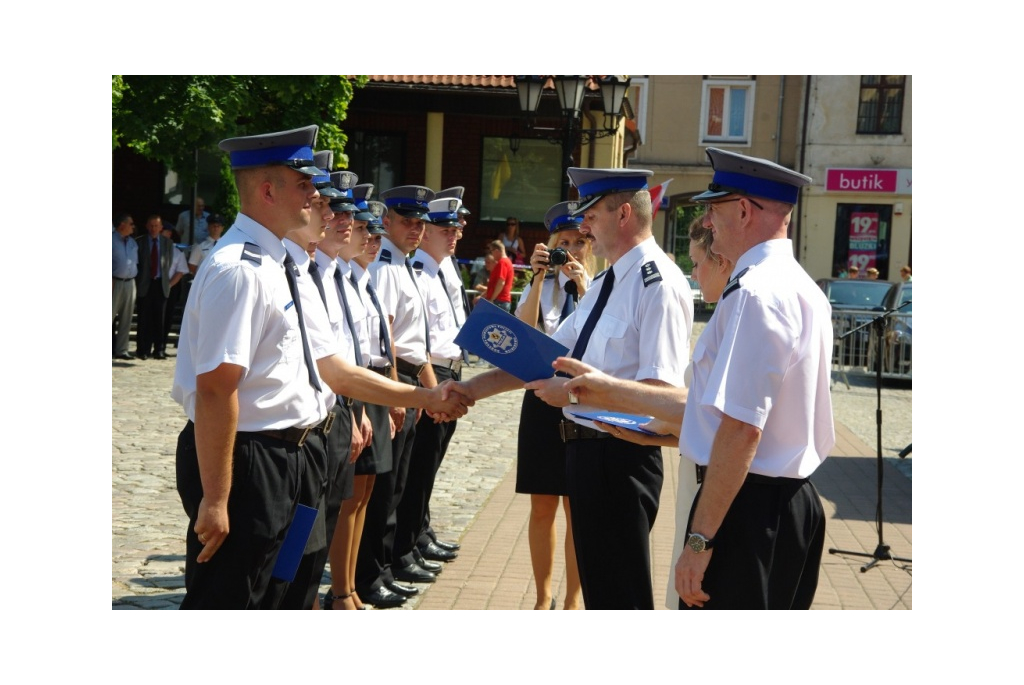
left=354, top=401, right=393, bottom=476
left=515, top=390, right=569, bottom=496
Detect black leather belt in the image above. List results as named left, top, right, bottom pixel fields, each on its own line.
left=695, top=465, right=796, bottom=486
left=337, top=395, right=353, bottom=409
left=559, top=421, right=611, bottom=442
left=114, top=277, right=133, bottom=282
left=370, top=364, right=393, bottom=377
left=395, top=358, right=427, bottom=379
left=431, top=357, right=463, bottom=375
left=258, top=413, right=335, bottom=447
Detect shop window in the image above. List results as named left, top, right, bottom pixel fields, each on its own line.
left=700, top=78, right=755, bottom=145
left=857, top=76, right=905, bottom=135
left=832, top=204, right=893, bottom=278
left=479, top=136, right=561, bottom=223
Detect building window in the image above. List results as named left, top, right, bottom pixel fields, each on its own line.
left=700, top=78, right=755, bottom=145
left=857, top=76, right=905, bottom=135
left=346, top=131, right=405, bottom=191
left=479, top=136, right=561, bottom=223
left=832, top=203, right=894, bottom=278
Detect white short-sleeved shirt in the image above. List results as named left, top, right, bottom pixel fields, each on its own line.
left=352, top=261, right=390, bottom=368
left=333, top=256, right=370, bottom=368
left=439, top=256, right=468, bottom=327
left=188, top=237, right=219, bottom=270
left=169, top=246, right=190, bottom=279
left=412, top=250, right=462, bottom=362
left=171, top=214, right=328, bottom=431
left=679, top=239, right=835, bottom=478
left=368, top=237, right=430, bottom=366
left=552, top=237, right=693, bottom=429
left=517, top=270, right=592, bottom=336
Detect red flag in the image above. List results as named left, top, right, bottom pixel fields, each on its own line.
left=649, top=178, right=674, bottom=220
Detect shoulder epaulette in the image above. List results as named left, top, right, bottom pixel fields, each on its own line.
left=241, top=242, right=262, bottom=265
left=640, top=261, right=662, bottom=287
left=721, top=266, right=750, bottom=300
left=380, top=248, right=393, bottom=264
left=412, top=260, right=424, bottom=274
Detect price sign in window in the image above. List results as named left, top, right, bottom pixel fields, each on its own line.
left=831, top=204, right=892, bottom=278
left=848, top=212, right=879, bottom=271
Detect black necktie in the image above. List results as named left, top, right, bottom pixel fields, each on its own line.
left=570, top=267, right=615, bottom=360
left=308, top=260, right=328, bottom=309
left=405, top=259, right=431, bottom=356
left=560, top=280, right=579, bottom=323
left=334, top=268, right=364, bottom=366
left=452, top=255, right=472, bottom=319
left=283, top=253, right=322, bottom=392
left=437, top=268, right=470, bottom=364
left=364, top=278, right=394, bottom=365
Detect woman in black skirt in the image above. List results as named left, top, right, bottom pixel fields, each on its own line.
left=514, top=201, right=594, bottom=609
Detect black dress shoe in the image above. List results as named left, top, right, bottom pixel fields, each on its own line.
left=419, top=541, right=458, bottom=562
left=394, top=563, right=437, bottom=584
left=114, top=352, right=135, bottom=360
left=135, top=352, right=149, bottom=360
left=360, top=586, right=408, bottom=608
left=413, top=550, right=443, bottom=573
left=432, top=538, right=461, bottom=552
left=153, top=350, right=167, bottom=359
left=386, top=581, right=421, bottom=597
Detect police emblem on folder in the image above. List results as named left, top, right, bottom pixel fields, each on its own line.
left=455, top=300, right=568, bottom=382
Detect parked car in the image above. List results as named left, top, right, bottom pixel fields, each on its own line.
left=816, top=278, right=895, bottom=367
left=687, top=276, right=707, bottom=310
left=871, top=281, right=912, bottom=378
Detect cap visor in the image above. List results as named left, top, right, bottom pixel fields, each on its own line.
left=690, top=189, right=731, bottom=202
left=294, top=164, right=323, bottom=177
left=330, top=201, right=358, bottom=212
left=392, top=207, right=429, bottom=219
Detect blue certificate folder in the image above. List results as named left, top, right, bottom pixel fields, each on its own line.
left=454, top=300, right=569, bottom=382
left=569, top=411, right=667, bottom=436
left=271, top=504, right=318, bottom=582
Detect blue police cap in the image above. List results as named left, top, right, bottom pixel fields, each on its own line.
left=544, top=201, right=584, bottom=233
left=219, top=125, right=320, bottom=176
left=352, top=183, right=375, bottom=222
left=380, top=185, right=435, bottom=219
left=329, top=171, right=359, bottom=212
left=312, top=151, right=343, bottom=199
left=566, top=167, right=654, bottom=215
left=425, top=198, right=462, bottom=228
left=691, top=147, right=812, bottom=205
left=435, top=186, right=470, bottom=215
left=366, top=201, right=387, bottom=234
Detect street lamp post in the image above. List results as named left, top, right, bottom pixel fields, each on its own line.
left=514, top=75, right=631, bottom=201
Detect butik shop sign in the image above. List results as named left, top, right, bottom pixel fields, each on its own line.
left=825, top=168, right=912, bottom=195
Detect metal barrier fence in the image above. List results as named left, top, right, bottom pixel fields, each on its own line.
left=831, top=309, right=912, bottom=384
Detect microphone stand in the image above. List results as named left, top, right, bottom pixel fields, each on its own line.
left=828, top=299, right=912, bottom=572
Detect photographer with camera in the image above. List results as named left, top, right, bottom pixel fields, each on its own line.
left=512, top=201, right=595, bottom=609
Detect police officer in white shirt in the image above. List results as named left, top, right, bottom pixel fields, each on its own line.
left=393, top=197, right=467, bottom=575
left=452, top=168, right=693, bottom=609
left=187, top=214, right=226, bottom=275
left=172, top=125, right=333, bottom=609
left=677, top=148, right=831, bottom=609
left=363, top=185, right=444, bottom=593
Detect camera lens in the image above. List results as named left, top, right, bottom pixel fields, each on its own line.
left=549, top=248, right=569, bottom=266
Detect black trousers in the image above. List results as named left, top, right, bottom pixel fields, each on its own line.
left=136, top=279, right=166, bottom=355
left=176, top=422, right=310, bottom=609
left=355, top=372, right=417, bottom=593
left=566, top=438, right=663, bottom=610
left=277, top=402, right=352, bottom=610
left=679, top=475, right=825, bottom=610
left=394, top=366, right=458, bottom=567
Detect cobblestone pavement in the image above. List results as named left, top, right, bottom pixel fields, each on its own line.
left=113, top=318, right=911, bottom=609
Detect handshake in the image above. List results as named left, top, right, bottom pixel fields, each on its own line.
left=424, top=379, right=476, bottom=422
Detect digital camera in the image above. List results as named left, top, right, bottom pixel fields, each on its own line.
left=548, top=248, right=569, bottom=266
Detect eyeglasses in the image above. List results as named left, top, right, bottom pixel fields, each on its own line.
left=700, top=196, right=764, bottom=215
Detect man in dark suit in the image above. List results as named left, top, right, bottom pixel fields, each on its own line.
left=135, top=215, right=183, bottom=359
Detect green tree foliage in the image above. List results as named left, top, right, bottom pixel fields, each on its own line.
left=112, top=75, right=368, bottom=187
